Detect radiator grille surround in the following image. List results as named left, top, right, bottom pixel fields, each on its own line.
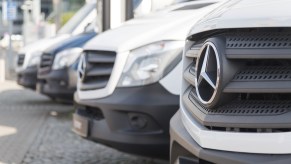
left=79, top=50, right=116, bottom=91
left=183, top=30, right=291, bottom=130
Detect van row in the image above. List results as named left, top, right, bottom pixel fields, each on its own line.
left=16, top=0, right=291, bottom=163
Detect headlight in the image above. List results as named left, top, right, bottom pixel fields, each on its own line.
left=117, top=40, right=184, bottom=87
left=27, top=51, right=42, bottom=67
left=52, top=48, right=83, bottom=70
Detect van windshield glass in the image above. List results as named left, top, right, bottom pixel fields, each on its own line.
left=57, top=3, right=95, bottom=34
left=133, top=0, right=143, bottom=9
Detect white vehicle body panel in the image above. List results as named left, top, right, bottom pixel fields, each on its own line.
left=79, top=0, right=224, bottom=100
left=189, top=0, right=291, bottom=37
left=159, top=62, right=182, bottom=95
left=16, top=34, right=70, bottom=72
left=84, top=1, right=222, bottom=52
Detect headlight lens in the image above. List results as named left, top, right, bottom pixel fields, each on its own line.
left=117, top=40, right=184, bottom=87
left=27, top=51, right=42, bottom=67
left=52, top=48, right=83, bottom=70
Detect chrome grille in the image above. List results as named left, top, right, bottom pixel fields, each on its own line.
left=183, top=29, right=291, bottom=129
left=80, top=51, right=116, bottom=91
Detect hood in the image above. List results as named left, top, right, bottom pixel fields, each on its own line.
left=19, top=34, right=70, bottom=54
left=44, top=32, right=97, bottom=55
left=84, top=0, right=222, bottom=52
left=17, top=34, right=70, bottom=70
left=189, top=0, right=291, bottom=36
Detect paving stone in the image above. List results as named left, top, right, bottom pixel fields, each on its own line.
left=0, top=81, right=167, bottom=163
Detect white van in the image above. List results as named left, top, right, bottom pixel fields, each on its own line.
left=171, top=0, right=291, bottom=163
left=73, top=0, right=223, bottom=158
left=16, top=0, right=97, bottom=89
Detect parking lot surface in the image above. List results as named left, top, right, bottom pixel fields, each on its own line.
left=0, top=81, right=164, bottom=164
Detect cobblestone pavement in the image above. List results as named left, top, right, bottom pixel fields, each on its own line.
left=22, top=114, right=159, bottom=164
left=0, top=81, right=166, bottom=164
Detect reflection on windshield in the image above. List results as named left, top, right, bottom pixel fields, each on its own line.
left=58, top=3, right=95, bottom=34
left=133, top=0, right=143, bottom=9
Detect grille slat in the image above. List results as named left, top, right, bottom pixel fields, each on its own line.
left=226, top=33, right=291, bottom=59
left=224, top=81, right=291, bottom=93
left=226, top=33, right=291, bottom=49
left=79, top=79, right=108, bottom=90
left=224, top=66, right=291, bottom=93
left=189, top=88, right=290, bottom=116
left=183, top=63, right=196, bottom=86
left=86, top=67, right=113, bottom=76
left=80, top=51, right=116, bottom=91
left=185, top=49, right=199, bottom=58
left=226, top=49, right=291, bottom=59
left=185, top=43, right=203, bottom=58
left=39, top=53, right=53, bottom=73
left=40, top=61, right=52, bottom=66
left=17, top=54, right=25, bottom=66
left=183, top=87, right=291, bottom=129
left=88, top=52, right=116, bottom=63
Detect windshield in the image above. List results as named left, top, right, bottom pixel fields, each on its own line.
left=57, top=2, right=95, bottom=34
left=133, top=0, right=143, bottom=9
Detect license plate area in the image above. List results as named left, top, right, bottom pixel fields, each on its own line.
left=36, top=82, right=43, bottom=93
left=73, top=114, right=89, bottom=137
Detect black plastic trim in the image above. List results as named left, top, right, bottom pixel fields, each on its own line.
left=74, top=83, right=179, bottom=158
left=224, top=81, right=291, bottom=93
left=183, top=87, right=291, bottom=128
left=226, top=48, right=291, bottom=59
left=37, top=68, right=75, bottom=100
left=17, top=66, right=37, bottom=89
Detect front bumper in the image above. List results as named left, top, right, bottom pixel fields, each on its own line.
left=17, top=66, right=37, bottom=89
left=170, top=111, right=291, bottom=164
left=73, top=83, right=179, bottom=159
left=37, top=68, right=77, bottom=100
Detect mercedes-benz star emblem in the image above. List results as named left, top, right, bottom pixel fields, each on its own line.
left=78, top=54, right=87, bottom=82
left=195, top=42, right=220, bottom=107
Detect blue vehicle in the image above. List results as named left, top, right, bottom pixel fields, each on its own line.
left=37, top=28, right=97, bottom=101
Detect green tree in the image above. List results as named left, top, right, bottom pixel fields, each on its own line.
left=61, top=0, right=85, bottom=26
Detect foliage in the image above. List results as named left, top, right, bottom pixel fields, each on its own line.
left=46, top=0, right=85, bottom=26
left=61, top=12, right=75, bottom=26
left=60, top=0, right=85, bottom=26
left=67, top=0, right=85, bottom=11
